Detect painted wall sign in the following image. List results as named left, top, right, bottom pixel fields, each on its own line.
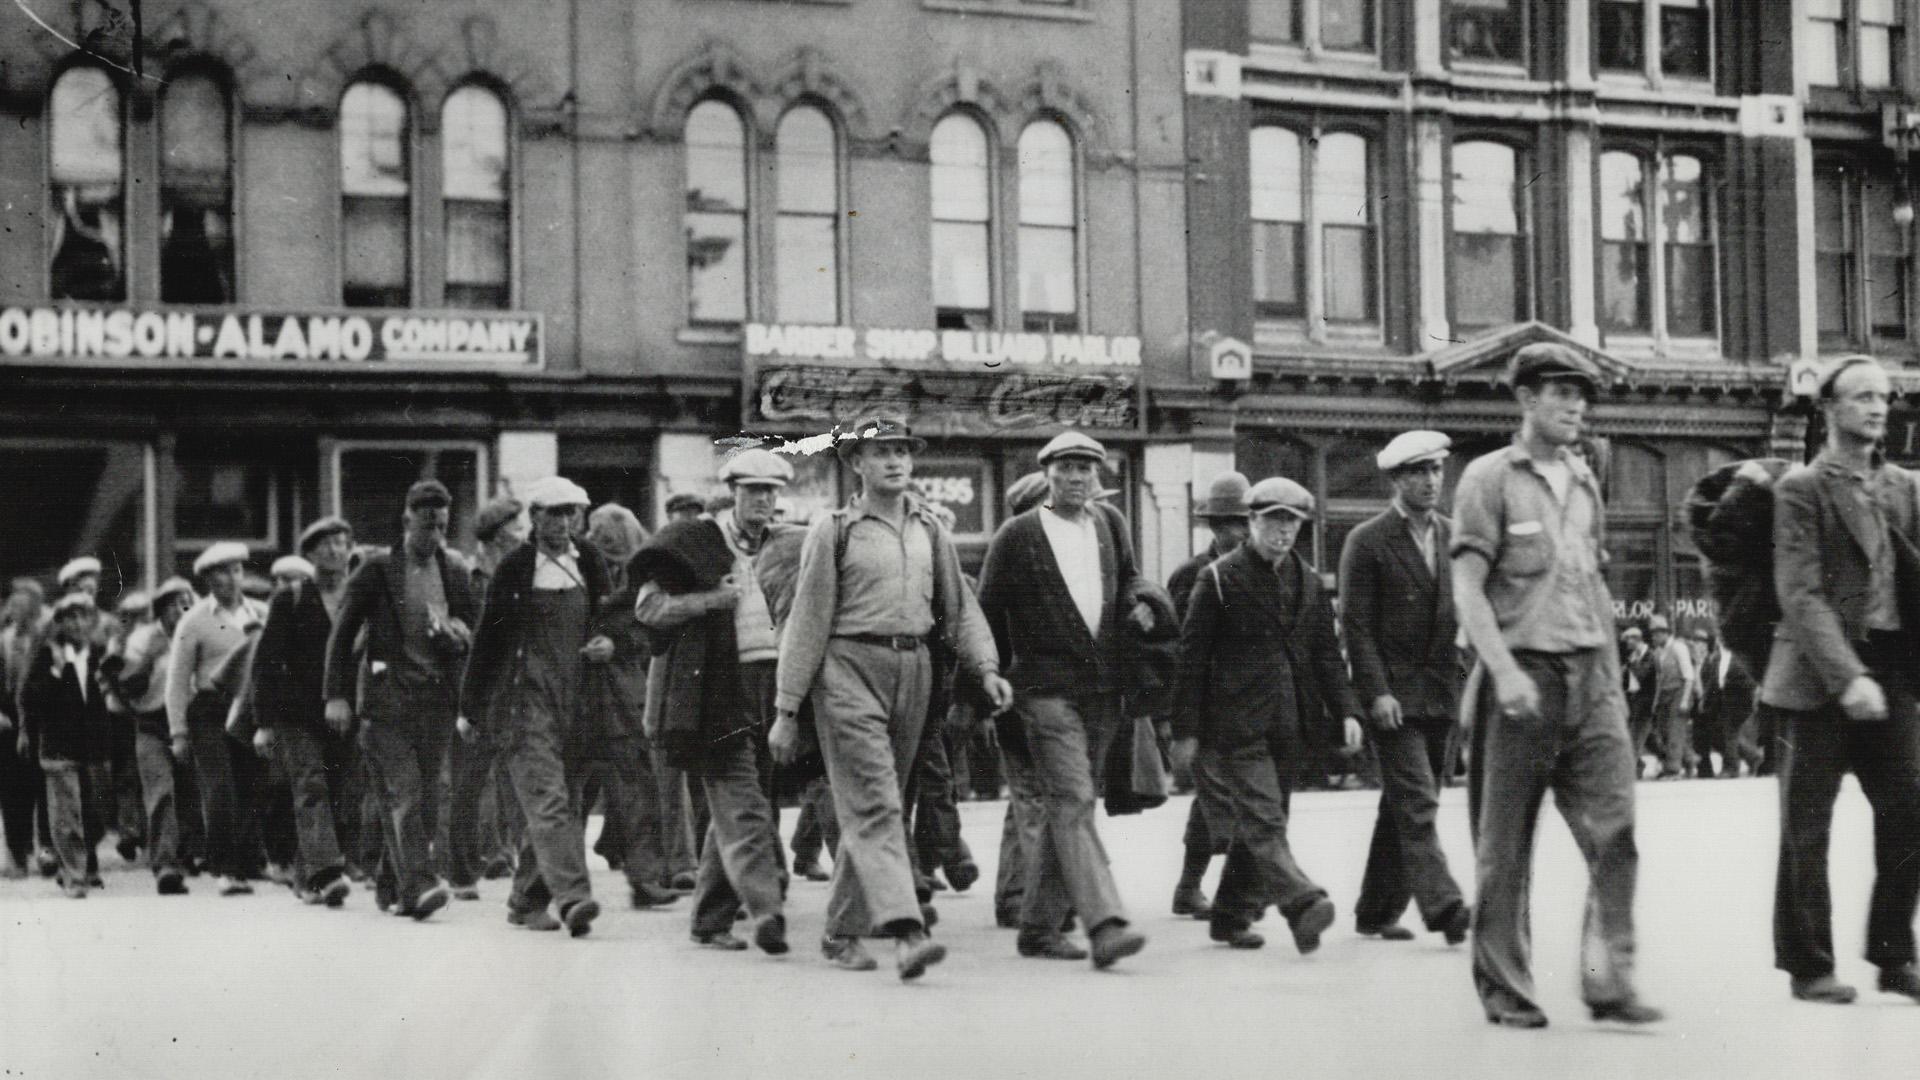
left=745, top=323, right=1142, bottom=368
left=0, top=304, right=544, bottom=370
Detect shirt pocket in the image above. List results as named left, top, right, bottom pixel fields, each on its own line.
left=1500, top=522, right=1554, bottom=578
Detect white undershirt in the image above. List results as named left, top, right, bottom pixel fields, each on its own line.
left=1537, top=458, right=1572, bottom=503
left=1040, top=507, right=1104, bottom=636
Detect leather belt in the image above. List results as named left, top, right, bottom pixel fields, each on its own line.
left=835, top=633, right=926, bottom=651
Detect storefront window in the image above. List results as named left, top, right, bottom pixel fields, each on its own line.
left=331, top=442, right=485, bottom=551
left=175, top=450, right=276, bottom=547
left=1606, top=528, right=1660, bottom=622
left=0, top=440, right=148, bottom=601
left=913, top=456, right=993, bottom=539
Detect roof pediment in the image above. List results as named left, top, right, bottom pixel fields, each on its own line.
left=1428, top=321, right=1634, bottom=384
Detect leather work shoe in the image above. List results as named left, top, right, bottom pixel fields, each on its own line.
left=669, top=871, right=698, bottom=892
left=1209, top=921, right=1265, bottom=950
left=561, top=898, right=601, bottom=937
left=1589, top=999, right=1665, bottom=1025
left=1289, top=897, right=1336, bottom=955
left=1441, top=905, right=1472, bottom=946
left=1790, top=974, right=1858, bottom=1004
left=920, top=903, right=939, bottom=930
left=822, top=935, right=878, bottom=972
left=1487, top=1005, right=1549, bottom=1030
left=1017, top=933, right=1090, bottom=961
left=319, top=878, right=351, bottom=908
left=509, top=908, right=563, bottom=931
left=410, top=883, right=450, bottom=921
left=451, top=884, right=481, bottom=901
left=693, top=929, right=749, bottom=951
left=1357, top=922, right=1415, bottom=941
left=754, top=914, right=791, bottom=956
left=924, top=874, right=948, bottom=893
left=631, top=882, right=681, bottom=909
left=156, top=868, right=189, bottom=896
left=896, top=934, right=948, bottom=981
left=1171, top=884, right=1213, bottom=920
left=1877, top=963, right=1920, bottom=1001
left=945, top=861, right=980, bottom=893
left=793, top=858, right=830, bottom=882
left=220, top=875, right=253, bottom=896
left=1089, top=922, right=1147, bottom=970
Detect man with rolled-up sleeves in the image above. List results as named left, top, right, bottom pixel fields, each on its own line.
left=1339, top=431, right=1471, bottom=946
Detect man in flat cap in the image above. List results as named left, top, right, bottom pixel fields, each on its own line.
left=1339, top=431, right=1471, bottom=946
left=1170, top=476, right=1362, bottom=953
left=18, top=592, right=113, bottom=896
left=635, top=447, right=799, bottom=953
left=445, top=495, right=528, bottom=896
left=978, top=430, right=1151, bottom=968
left=166, top=541, right=268, bottom=896
left=103, top=578, right=195, bottom=894
left=1763, top=355, right=1920, bottom=1006
left=1452, top=342, right=1659, bottom=1027
left=1163, top=471, right=1252, bottom=920
left=1, top=578, right=54, bottom=878
left=664, top=492, right=707, bottom=525
left=248, top=517, right=356, bottom=907
left=1644, top=614, right=1696, bottom=779
left=772, top=415, right=1009, bottom=979
left=325, top=479, right=477, bottom=921
left=460, top=477, right=604, bottom=937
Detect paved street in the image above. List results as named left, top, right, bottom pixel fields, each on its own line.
left=1, top=777, right=1911, bottom=1080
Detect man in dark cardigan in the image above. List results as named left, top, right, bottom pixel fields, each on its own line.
left=977, top=430, right=1151, bottom=969
left=1170, top=476, right=1362, bottom=953
left=1339, top=431, right=1472, bottom=946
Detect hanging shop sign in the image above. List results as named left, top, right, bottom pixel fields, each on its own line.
left=743, top=323, right=1144, bottom=437
left=0, top=304, right=544, bottom=371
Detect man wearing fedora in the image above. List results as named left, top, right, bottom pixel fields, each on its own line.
left=978, top=430, right=1152, bottom=968
left=166, top=541, right=268, bottom=896
left=1170, top=477, right=1361, bottom=953
left=325, top=480, right=477, bottom=922
left=248, top=516, right=356, bottom=907
left=1340, top=431, right=1471, bottom=946
left=1164, top=470, right=1251, bottom=920
left=771, top=414, right=1010, bottom=980
left=1452, top=343, right=1659, bottom=1028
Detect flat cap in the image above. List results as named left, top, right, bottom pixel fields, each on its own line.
left=1037, top=431, right=1107, bottom=467
left=116, top=591, right=149, bottom=616
left=1246, top=476, right=1315, bottom=520
left=51, top=592, right=95, bottom=616
left=405, top=479, right=453, bottom=510
left=192, top=542, right=251, bottom=576
left=1816, top=354, right=1889, bottom=399
left=473, top=497, right=524, bottom=542
left=1505, top=342, right=1600, bottom=396
left=56, top=557, right=102, bottom=586
left=837, top=413, right=928, bottom=459
left=522, top=476, right=591, bottom=510
left=1646, top=614, right=1671, bottom=632
left=270, top=555, right=316, bottom=581
left=1195, top=472, right=1251, bottom=519
left=297, top=516, right=353, bottom=555
left=720, top=448, right=796, bottom=488
left=1376, top=430, right=1452, bottom=473
left=1006, top=471, right=1050, bottom=516
left=151, top=577, right=194, bottom=606
left=664, top=492, right=706, bottom=515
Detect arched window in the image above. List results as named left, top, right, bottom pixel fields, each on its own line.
left=1315, top=132, right=1373, bottom=322
left=775, top=105, right=839, bottom=325
left=340, top=80, right=411, bottom=308
left=1250, top=127, right=1304, bottom=318
left=442, top=84, right=511, bottom=309
left=160, top=68, right=234, bottom=304
left=685, top=99, right=749, bottom=326
left=1449, top=140, right=1528, bottom=330
left=1598, top=150, right=1649, bottom=332
left=49, top=66, right=124, bottom=301
left=930, top=113, right=992, bottom=330
left=1017, top=119, right=1078, bottom=332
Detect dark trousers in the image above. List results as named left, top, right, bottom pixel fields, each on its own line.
left=1471, top=648, right=1639, bottom=1013
left=503, top=707, right=592, bottom=916
left=360, top=689, right=453, bottom=907
left=186, top=693, right=260, bottom=879
left=569, top=747, right=669, bottom=892
left=690, top=737, right=786, bottom=936
left=1355, top=715, right=1465, bottom=932
left=659, top=761, right=709, bottom=881
left=909, top=721, right=972, bottom=877
left=1004, top=692, right=1126, bottom=935
left=994, top=745, right=1046, bottom=924
left=1197, top=745, right=1326, bottom=929
left=132, top=720, right=182, bottom=876
left=1, top=727, right=46, bottom=864
left=109, top=717, right=144, bottom=846
left=40, top=757, right=107, bottom=883
left=790, top=775, right=840, bottom=865
left=1771, top=702, right=1920, bottom=977
left=445, top=725, right=517, bottom=888
left=275, top=724, right=347, bottom=891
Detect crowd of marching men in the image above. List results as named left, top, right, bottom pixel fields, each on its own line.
left=4, top=341, right=1920, bottom=1022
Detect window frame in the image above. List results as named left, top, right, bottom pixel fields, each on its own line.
left=1444, top=134, right=1536, bottom=333
left=1593, top=140, right=1723, bottom=357
left=1813, top=156, right=1915, bottom=350
left=1247, top=116, right=1385, bottom=347
left=772, top=100, right=848, bottom=327
left=929, top=108, right=1000, bottom=331
left=337, top=75, right=416, bottom=310
left=46, top=62, right=129, bottom=303
left=1249, top=0, right=1380, bottom=59
left=1809, top=0, right=1908, bottom=91
left=1014, top=115, right=1085, bottom=334
left=1593, top=0, right=1716, bottom=87
left=683, top=94, right=755, bottom=330
left=1445, top=0, right=1531, bottom=73
left=157, top=61, right=239, bottom=306
left=439, top=79, right=516, bottom=312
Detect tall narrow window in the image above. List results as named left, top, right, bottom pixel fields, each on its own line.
left=340, top=81, right=410, bottom=308
left=1250, top=127, right=1305, bottom=318
left=49, top=66, right=124, bottom=302
left=1250, top=0, right=1301, bottom=43
left=1814, top=163, right=1857, bottom=340
left=1599, top=151, right=1649, bottom=332
left=1316, top=132, right=1374, bottom=322
left=1596, top=1, right=1645, bottom=72
left=1660, top=0, right=1711, bottom=78
left=1809, top=0, right=1847, bottom=86
left=442, top=85, right=510, bottom=310
left=1448, top=0, right=1525, bottom=65
left=1321, top=0, right=1374, bottom=52
left=685, top=100, right=749, bottom=326
left=1450, top=141, right=1527, bottom=330
left=775, top=106, right=840, bottom=325
left=931, top=113, right=992, bottom=330
left=1862, top=0, right=1905, bottom=88
left=1017, top=120, right=1078, bottom=333
left=160, top=70, right=233, bottom=304
left=1661, top=154, right=1715, bottom=337
left=1816, top=162, right=1912, bottom=343
left=1865, top=172, right=1910, bottom=338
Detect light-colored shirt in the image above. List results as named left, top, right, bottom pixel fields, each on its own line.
left=121, top=621, right=172, bottom=715
left=1450, top=440, right=1614, bottom=653
left=1040, top=507, right=1104, bottom=636
left=1393, top=498, right=1439, bottom=575
left=165, top=594, right=266, bottom=739
left=533, top=546, right=586, bottom=591
left=720, top=516, right=780, bottom=664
